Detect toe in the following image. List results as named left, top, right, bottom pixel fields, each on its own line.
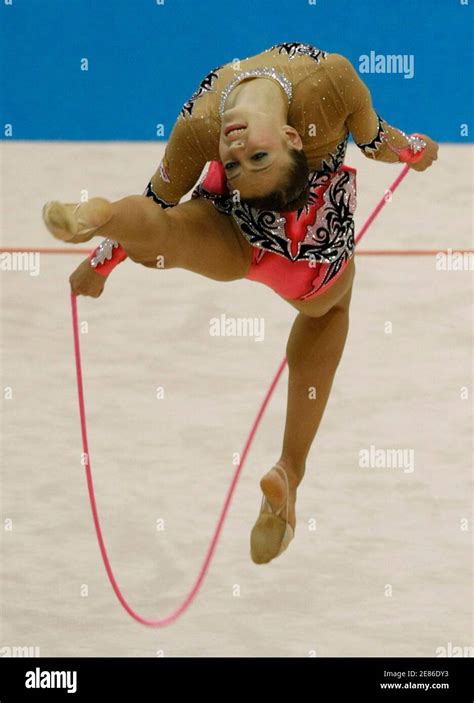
left=42, top=202, right=75, bottom=240
left=250, top=514, right=288, bottom=564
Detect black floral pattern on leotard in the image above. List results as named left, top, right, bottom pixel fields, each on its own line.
left=267, top=42, right=327, bottom=64
left=233, top=169, right=355, bottom=263
left=302, top=169, right=355, bottom=263
left=190, top=182, right=234, bottom=215
left=179, top=65, right=224, bottom=118
left=355, top=112, right=388, bottom=156
left=319, top=134, right=349, bottom=173
left=143, top=180, right=177, bottom=208
left=192, top=166, right=356, bottom=270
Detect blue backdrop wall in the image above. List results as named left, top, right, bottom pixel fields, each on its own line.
left=1, top=0, right=472, bottom=142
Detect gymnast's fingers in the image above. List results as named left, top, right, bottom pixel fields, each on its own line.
left=409, top=156, right=435, bottom=172
left=69, top=259, right=107, bottom=297
left=409, top=136, right=439, bottom=172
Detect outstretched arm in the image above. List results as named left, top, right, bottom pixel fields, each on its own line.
left=332, top=54, right=438, bottom=172
left=144, top=116, right=209, bottom=207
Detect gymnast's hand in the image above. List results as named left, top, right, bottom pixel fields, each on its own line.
left=69, top=258, right=108, bottom=298
left=408, top=134, right=439, bottom=172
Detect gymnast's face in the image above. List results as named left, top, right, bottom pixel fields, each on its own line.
left=219, top=112, right=298, bottom=198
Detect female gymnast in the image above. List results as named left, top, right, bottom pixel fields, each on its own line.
left=42, top=42, right=438, bottom=565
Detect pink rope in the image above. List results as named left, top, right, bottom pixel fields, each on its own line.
left=355, top=164, right=410, bottom=244
left=70, top=164, right=411, bottom=627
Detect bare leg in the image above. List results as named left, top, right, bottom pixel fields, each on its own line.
left=43, top=193, right=356, bottom=563
left=43, top=195, right=254, bottom=281
left=279, top=282, right=354, bottom=481
left=251, top=265, right=355, bottom=563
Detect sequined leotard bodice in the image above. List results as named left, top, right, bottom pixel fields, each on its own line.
left=146, top=41, right=414, bottom=209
